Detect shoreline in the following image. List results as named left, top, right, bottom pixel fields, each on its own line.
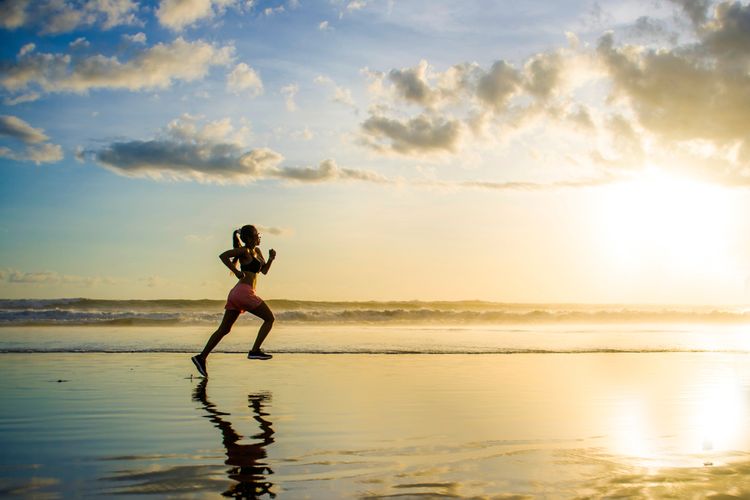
left=2, top=323, right=750, bottom=355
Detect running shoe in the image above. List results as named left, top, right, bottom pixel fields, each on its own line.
left=191, top=355, right=208, bottom=377
left=247, top=350, right=273, bottom=360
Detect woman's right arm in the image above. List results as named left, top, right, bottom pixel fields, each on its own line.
left=219, top=248, right=246, bottom=279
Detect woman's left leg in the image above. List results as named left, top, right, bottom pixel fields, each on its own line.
left=192, top=309, right=241, bottom=377
left=200, top=309, right=241, bottom=359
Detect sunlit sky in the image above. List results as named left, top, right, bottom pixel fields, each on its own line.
left=1, top=0, right=749, bottom=303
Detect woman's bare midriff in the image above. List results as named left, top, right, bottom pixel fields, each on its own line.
left=237, top=254, right=259, bottom=288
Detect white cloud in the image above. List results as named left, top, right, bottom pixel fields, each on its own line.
left=0, top=142, right=63, bottom=164
left=18, top=43, right=35, bottom=57
left=69, top=37, right=90, bottom=48
left=594, top=2, right=750, bottom=184
left=281, top=83, right=299, bottom=111
left=165, top=114, right=251, bottom=146
left=0, top=38, right=234, bottom=99
left=318, top=20, right=330, bottom=30
left=369, top=51, right=570, bottom=116
left=669, top=0, right=711, bottom=27
left=361, top=66, right=386, bottom=97
left=314, top=74, right=356, bottom=108
left=96, top=0, right=139, bottom=27
left=122, top=32, right=146, bottom=44
left=256, top=225, right=290, bottom=236
left=88, top=115, right=267, bottom=183
left=360, top=113, right=463, bottom=155
left=346, top=0, right=366, bottom=11
left=1, top=268, right=114, bottom=286
left=416, top=174, right=618, bottom=191
left=605, top=114, right=645, bottom=166
left=333, top=86, right=355, bottom=107
left=0, top=115, right=49, bottom=143
left=3, top=92, right=40, bottom=105
left=94, top=140, right=282, bottom=183
left=0, top=0, right=28, bottom=29
left=355, top=48, right=613, bottom=164
left=5, top=270, right=63, bottom=284
left=290, top=126, right=314, bottom=141
left=388, top=59, right=439, bottom=107
left=379, top=60, right=484, bottom=109
left=157, top=0, right=210, bottom=29
left=157, top=0, right=236, bottom=30
left=475, top=60, right=521, bottom=111
left=263, top=5, right=285, bottom=16
left=0, top=0, right=139, bottom=34
left=25, top=143, right=64, bottom=163
left=227, top=63, right=263, bottom=97
left=346, top=3, right=747, bottom=184
left=627, top=16, right=676, bottom=42
left=522, top=52, right=563, bottom=100
left=272, top=158, right=390, bottom=184
left=87, top=115, right=386, bottom=185
left=0, top=115, right=63, bottom=164
left=355, top=47, right=596, bottom=162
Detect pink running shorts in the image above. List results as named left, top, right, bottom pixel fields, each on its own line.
left=225, top=283, right=263, bottom=313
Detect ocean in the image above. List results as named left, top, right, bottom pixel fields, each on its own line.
left=2, top=298, right=750, bottom=326
left=1, top=299, right=749, bottom=354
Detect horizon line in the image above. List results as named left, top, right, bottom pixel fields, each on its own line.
left=0, top=297, right=748, bottom=309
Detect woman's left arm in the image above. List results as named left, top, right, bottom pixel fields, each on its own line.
left=260, top=248, right=276, bottom=275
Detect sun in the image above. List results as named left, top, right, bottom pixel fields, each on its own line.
left=595, top=167, right=738, bottom=292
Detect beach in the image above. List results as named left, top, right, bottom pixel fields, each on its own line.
left=1, top=301, right=749, bottom=498
left=4, top=0, right=750, bottom=496
left=1, top=338, right=749, bottom=498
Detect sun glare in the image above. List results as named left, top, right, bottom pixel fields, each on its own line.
left=690, top=374, right=745, bottom=454
left=597, top=167, right=737, bottom=282
left=612, top=397, right=655, bottom=462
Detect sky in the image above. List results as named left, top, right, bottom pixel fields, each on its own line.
left=0, top=0, right=749, bottom=304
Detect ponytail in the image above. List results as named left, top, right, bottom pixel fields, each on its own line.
left=230, top=225, right=257, bottom=272
left=230, top=229, right=242, bottom=270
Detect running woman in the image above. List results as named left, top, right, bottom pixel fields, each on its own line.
left=192, top=225, right=276, bottom=377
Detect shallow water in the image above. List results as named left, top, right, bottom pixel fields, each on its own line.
left=1, top=351, right=749, bottom=498
left=1, top=323, right=750, bottom=354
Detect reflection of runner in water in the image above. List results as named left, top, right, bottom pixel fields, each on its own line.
left=192, top=225, right=277, bottom=378
left=192, top=379, right=276, bottom=498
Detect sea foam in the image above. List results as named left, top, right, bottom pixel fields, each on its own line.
left=0, top=299, right=748, bottom=326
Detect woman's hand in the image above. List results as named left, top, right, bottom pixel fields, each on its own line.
left=260, top=249, right=276, bottom=275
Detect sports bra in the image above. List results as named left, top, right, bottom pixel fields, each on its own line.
left=240, top=257, right=262, bottom=273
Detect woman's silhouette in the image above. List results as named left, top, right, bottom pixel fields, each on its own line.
left=193, top=225, right=276, bottom=377
left=193, top=379, right=276, bottom=498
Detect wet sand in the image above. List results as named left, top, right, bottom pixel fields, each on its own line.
left=1, top=352, right=749, bottom=498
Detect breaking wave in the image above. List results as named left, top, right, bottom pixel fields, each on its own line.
left=1, top=298, right=749, bottom=326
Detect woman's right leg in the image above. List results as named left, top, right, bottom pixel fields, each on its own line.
left=199, top=309, right=241, bottom=359
left=248, top=301, right=275, bottom=353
